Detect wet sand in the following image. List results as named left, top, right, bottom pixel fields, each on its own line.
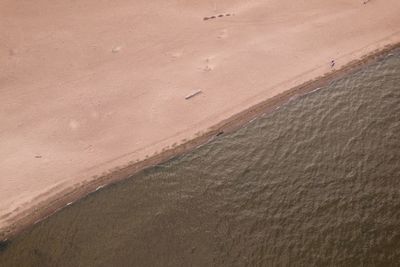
left=1, top=0, right=400, bottom=239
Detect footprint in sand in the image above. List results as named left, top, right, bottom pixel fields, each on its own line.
left=69, top=119, right=80, bottom=130
left=203, top=13, right=233, bottom=21
left=201, top=57, right=215, bottom=72
left=217, top=29, right=229, bottom=39
left=171, top=50, right=184, bottom=60
left=9, top=49, right=17, bottom=56
left=203, top=65, right=213, bottom=72
left=112, top=46, right=122, bottom=53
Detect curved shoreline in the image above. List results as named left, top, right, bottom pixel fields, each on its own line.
left=1, top=42, right=399, bottom=242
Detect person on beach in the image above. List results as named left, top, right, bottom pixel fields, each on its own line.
left=331, top=60, right=335, bottom=68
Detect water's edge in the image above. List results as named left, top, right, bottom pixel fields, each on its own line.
left=1, top=42, right=399, bottom=243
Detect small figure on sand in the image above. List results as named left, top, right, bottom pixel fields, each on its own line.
left=330, top=59, right=335, bottom=68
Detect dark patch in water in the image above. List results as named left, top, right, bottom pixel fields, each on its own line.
left=0, top=240, right=10, bottom=252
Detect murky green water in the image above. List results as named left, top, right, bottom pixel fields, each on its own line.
left=1, top=50, right=400, bottom=266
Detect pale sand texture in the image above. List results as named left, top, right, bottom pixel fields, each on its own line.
left=1, top=0, right=400, bottom=236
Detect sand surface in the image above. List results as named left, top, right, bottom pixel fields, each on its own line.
left=1, top=0, right=400, bottom=236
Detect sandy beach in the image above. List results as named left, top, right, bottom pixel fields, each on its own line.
left=1, top=0, right=400, bottom=239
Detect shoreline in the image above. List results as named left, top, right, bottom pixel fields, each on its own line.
left=1, top=42, right=399, bottom=242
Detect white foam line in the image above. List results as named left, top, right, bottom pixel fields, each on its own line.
left=95, top=185, right=105, bottom=191
left=307, top=87, right=322, bottom=94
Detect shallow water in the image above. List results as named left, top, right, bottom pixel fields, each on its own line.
left=1, top=50, right=400, bottom=266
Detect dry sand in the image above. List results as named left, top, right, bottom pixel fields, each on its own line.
left=1, top=0, right=400, bottom=238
